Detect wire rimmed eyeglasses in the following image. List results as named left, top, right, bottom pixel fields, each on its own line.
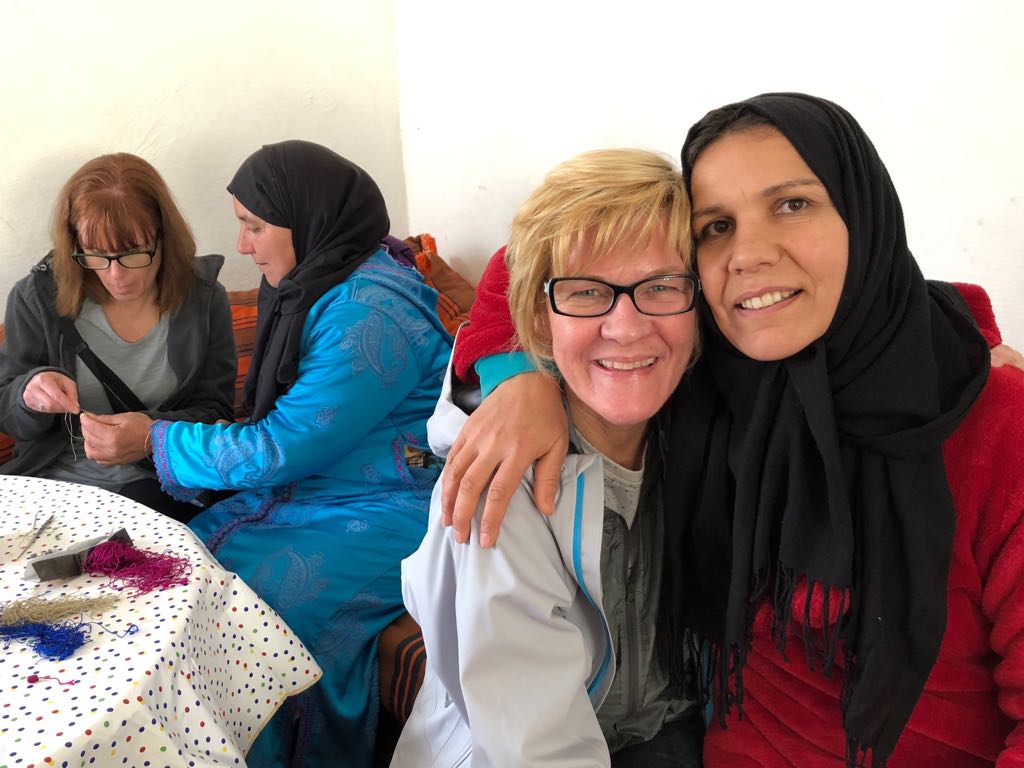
left=72, top=245, right=158, bottom=270
left=544, top=273, right=700, bottom=317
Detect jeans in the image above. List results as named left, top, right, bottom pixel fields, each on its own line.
left=610, top=710, right=704, bottom=768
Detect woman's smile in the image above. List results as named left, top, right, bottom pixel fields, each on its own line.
left=690, top=126, right=848, bottom=361
left=734, top=287, right=800, bottom=311
left=549, top=225, right=696, bottom=441
left=594, top=355, right=658, bottom=372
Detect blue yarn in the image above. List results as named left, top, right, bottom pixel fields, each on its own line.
left=94, top=621, right=139, bottom=638
left=0, top=621, right=89, bottom=661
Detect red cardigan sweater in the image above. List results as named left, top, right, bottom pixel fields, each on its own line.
left=455, top=250, right=1024, bottom=766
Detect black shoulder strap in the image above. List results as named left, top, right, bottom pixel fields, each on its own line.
left=58, top=317, right=147, bottom=414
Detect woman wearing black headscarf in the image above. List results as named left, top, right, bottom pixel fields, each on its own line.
left=146, top=140, right=453, bottom=766
left=437, top=95, right=1024, bottom=767
left=664, top=93, right=1022, bottom=767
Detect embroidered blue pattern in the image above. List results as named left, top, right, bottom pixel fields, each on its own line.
left=204, top=428, right=285, bottom=487
left=151, top=250, right=452, bottom=767
left=314, top=406, right=336, bottom=427
left=338, top=310, right=409, bottom=387
left=250, top=546, right=329, bottom=611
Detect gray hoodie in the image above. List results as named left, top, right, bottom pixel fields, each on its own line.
left=0, top=253, right=236, bottom=477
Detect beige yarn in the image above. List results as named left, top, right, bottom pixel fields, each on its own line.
left=0, top=595, right=118, bottom=625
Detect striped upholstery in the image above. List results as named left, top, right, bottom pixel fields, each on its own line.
left=227, top=288, right=258, bottom=421
left=378, top=611, right=426, bottom=722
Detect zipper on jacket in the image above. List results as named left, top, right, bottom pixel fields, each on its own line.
left=572, top=472, right=614, bottom=698
left=624, top=517, right=642, bottom=717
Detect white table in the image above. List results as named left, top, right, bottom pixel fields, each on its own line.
left=0, top=475, right=322, bottom=767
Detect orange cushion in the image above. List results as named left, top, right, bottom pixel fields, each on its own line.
left=405, top=234, right=476, bottom=337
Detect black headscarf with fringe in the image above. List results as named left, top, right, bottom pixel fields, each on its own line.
left=663, top=93, right=989, bottom=766
left=228, top=140, right=389, bottom=420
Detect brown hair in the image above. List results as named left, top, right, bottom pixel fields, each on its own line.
left=50, top=153, right=197, bottom=317
left=506, top=148, right=692, bottom=369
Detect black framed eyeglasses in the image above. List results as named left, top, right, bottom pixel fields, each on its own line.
left=72, top=245, right=158, bottom=270
left=544, top=273, right=700, bottom=317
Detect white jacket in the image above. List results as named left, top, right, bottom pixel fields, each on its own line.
left=392, top=353, right=616, bottom=768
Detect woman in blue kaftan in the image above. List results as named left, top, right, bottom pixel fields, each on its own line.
left=147, top=140, right=452, bottom=767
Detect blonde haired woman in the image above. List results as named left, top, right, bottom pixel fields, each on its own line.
left=394, top=149, right=703, bottom=768
left=431, top=94, right=1024, bottom=767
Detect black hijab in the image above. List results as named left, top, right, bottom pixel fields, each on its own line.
left=228, top=140, right=390, bottom=420
left=664, top=94, right=989, bottom=765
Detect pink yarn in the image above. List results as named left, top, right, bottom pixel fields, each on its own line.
left=84, top=541, right=191, bottom=593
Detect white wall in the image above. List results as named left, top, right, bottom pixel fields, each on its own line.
left=395, top=0, right=1024, bottom=344
left=0, top=0, right=406, bottom=310
left=3, top=1, right=1021, bottom=344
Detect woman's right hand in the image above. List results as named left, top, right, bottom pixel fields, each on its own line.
left=992, top=343, right=1024, bottom=371
left=442, top=372, right=568, bottom=548
left=22, top=371, right=80, bottom=415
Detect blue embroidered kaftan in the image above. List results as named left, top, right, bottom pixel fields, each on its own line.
left=152, top=251, right=452, bottom=766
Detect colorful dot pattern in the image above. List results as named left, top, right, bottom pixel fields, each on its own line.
left=0, top=475, right=322, bottom=767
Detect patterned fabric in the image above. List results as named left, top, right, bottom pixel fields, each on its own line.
left=152, top=251, right=452, bottom=767
left=0, top=475, right=321, bottom=766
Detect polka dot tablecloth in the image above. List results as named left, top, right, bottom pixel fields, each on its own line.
left=0, top=475, right=322, bottom=767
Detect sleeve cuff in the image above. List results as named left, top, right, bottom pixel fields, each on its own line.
left=150, top=420, right=202, bottom=502
left=475, top=352, right=537, bottom=398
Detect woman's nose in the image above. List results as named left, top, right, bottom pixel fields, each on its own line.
left=601, top=293, right=651, bottom=341
left=237, top=228, right=254, bottom=255
left=728, top=223, right=780, bottom=273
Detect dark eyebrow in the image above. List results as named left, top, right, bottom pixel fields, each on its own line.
left=691, top=178, right=825, bottom=220
left=691, top=203, right=726, bottom=221
left=761, top=178, right=824, bottom=197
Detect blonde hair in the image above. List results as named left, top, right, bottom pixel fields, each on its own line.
left=506, top=148, right=691, bottom=368
left=50, top=153, right=197, bottom=317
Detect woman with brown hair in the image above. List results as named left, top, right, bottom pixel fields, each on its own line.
left=0, top=152, right=236, bottom=521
